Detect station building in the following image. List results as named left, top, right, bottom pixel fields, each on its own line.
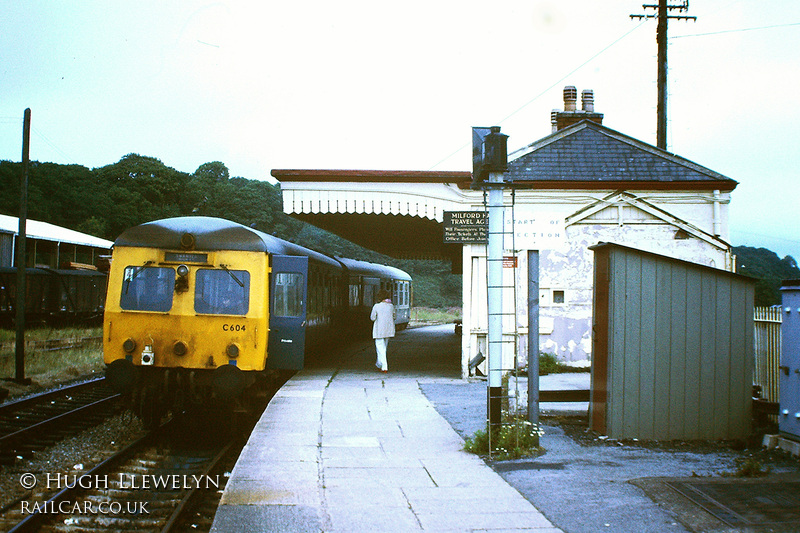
left=273, top=87, right=738, bottom=377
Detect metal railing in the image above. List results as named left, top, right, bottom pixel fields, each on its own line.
left=754, top=307, right=782, bottom=404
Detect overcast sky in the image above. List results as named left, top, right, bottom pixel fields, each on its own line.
left=2, top=1, right=798, bottom=261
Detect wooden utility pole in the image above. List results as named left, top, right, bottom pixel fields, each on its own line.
left=15, top=108, right=31, bottom=384
left=632, top=1, right=696, bottom=150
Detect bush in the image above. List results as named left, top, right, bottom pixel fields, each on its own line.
left=464, top=416, right=542, bottom=460
left=730, top=457, right=772, bottom=478
left=538, top=352, right=560, bottom=375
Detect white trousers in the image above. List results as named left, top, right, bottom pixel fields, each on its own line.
left=375, top=338, right=389, bottom=371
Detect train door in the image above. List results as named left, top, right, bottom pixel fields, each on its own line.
left=267, top=255, right=308, bottom=370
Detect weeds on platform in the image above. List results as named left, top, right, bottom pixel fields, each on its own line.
left=464, top=415, right=542, bottom=460
left=726, top=456, right=772, bottom=478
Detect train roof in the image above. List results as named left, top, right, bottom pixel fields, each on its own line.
left=114, top=217, right=341, bottom=268
left=335, top=257, right=412, bottom=281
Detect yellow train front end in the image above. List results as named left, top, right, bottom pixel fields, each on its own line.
left=104, top=242, right=270, bottom=424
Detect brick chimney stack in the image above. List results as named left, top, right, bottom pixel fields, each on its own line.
left=553, top=86, right=603, bottom=131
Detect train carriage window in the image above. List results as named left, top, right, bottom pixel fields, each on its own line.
left=195, top=269, right=250, bottom=315
left=349, top=281, right=360, bottom=308
left=273, top=273, right=303, bottom=317
left=120, top=266, right=175, bottom=312
left=363, top=284, right=375, bottom=306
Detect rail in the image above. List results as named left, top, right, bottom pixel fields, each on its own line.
left=0, top=336, right=102, bottom=357
left=6, top=419, right=237, bottom=533
left=0, top=378, right=120, bottom=464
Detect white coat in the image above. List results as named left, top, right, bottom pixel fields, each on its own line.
left=370, top=300, right=396, bottom=339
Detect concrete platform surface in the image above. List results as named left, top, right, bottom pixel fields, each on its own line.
left=211, top=325, right=561, bottom=532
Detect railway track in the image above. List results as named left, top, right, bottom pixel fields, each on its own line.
left=3, top=417, right=241, bottom=533
left=0, top=378, right=122, bottom=465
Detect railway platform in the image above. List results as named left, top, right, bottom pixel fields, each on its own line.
left=211, top=324, right=562, bottom=532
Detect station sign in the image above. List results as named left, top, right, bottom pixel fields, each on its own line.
left=443, top=211, right=487, bottom=244
left=503, top=208, right=566, bottom=250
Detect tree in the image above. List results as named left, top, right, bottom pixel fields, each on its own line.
left=735, top=246, right=800, bottom=306
left=93, top=154, right=192, bottom=238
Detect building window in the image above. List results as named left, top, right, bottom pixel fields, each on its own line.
left=553, top=290, right=565, bottom=304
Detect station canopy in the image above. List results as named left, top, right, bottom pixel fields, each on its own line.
left=272, top=169, right=471, bottom=269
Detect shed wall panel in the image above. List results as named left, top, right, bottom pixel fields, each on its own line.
left=653, top=260, right=672, bottom=440
left=669, top=265, right=688, bottom=439
left=622, top=252, right=641, bottom=437
left=683, top=271, right=703, bottom=439
left=639, top=256, right=657, bottom=439
left=608, top=252, right=626, bottom=435
left=714, top=277, right=732, bottom=439
left=699, top=271, right=717, bottom=439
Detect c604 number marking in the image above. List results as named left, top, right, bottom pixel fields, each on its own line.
left=223, top=324, right=246, bottom=332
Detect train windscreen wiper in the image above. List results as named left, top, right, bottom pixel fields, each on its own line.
left=220, top=264, right=244, bottom=288
left=124, top=261, right=153, bottom=294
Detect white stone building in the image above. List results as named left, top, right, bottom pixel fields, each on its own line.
left=274, top=88, right=737, bottom=377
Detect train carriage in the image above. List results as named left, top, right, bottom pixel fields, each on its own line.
left=103, top=216, right=411, bottom=425
left=0, top=266, right=107, bottom=328
left=334, top=257, right=411, bottom=332
left=103, top=217, right=343, bottom=423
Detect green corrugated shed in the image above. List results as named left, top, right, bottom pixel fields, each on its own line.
left=590, top=242, right=755, bottom=440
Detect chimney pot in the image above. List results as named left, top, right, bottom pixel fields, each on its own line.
left=551, top=110, right=558, bottom=133
left=582, top=90, right=595, bottom=112
left=563, top=86, right=577, bottom=112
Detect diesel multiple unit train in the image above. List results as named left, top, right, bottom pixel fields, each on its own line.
left=103, top=216, right=411, bottom=424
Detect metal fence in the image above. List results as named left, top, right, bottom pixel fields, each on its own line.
left=754, top=307, right=782, bottom=404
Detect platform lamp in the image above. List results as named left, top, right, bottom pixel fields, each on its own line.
left=472, top=126, right=508, bottom=433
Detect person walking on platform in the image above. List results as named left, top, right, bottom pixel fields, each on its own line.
left=370, top=289, right=395, bottom=373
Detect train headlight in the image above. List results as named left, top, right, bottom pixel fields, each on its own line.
left=226, top=343, right=240, bottom=359
left=180, top=232, right=195, bottom=250
left=122, top=338, right=137, bottom=354
left=175, top=264, right=190, bottom=293
left=141, top=345, right=155, bottom=365
left=173, top=341, right=188, bottom=356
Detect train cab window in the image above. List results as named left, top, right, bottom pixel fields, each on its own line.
left=273, top=273, right=304, bottom=317
left=120, top=266, right=175, bottom=312
left=195, top=269, right=250, bottom=315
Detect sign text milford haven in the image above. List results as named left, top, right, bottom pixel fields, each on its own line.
left=443, top=211, right=488, bottom=244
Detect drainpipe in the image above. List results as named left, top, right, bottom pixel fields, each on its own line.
left=713, top=190, right=721, bottom=237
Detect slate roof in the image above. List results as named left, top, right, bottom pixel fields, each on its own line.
left=507, top=120, right=737, bottom=191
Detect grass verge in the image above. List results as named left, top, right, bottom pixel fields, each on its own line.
left=410, top=307, right=461, bottom=325
left=1, top=327, right=104, bottom=398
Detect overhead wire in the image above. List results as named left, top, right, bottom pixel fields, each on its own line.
left=670, top=22, right=800, bottom=39
left=428, top=20, right=649, bottom=170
